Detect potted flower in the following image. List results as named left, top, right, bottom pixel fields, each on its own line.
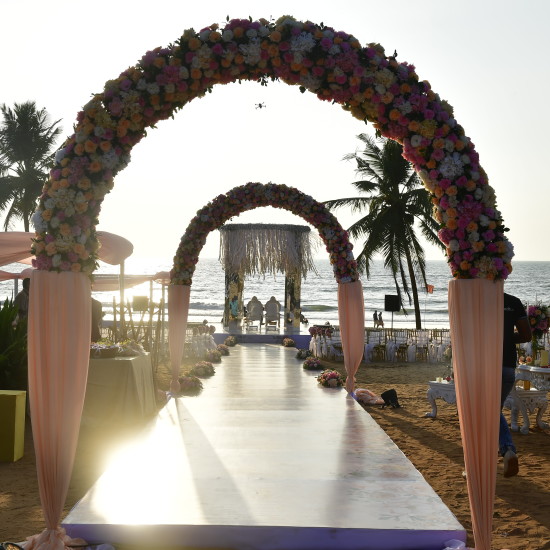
left=317, top=369, right=345, bottom=388
left=190, top=361, right=215, bottom=377
left=177, top=374, right=203, bottom=395
left=282, top=338, right=295, bottom=347
left=296, top=348, right=311, bottom=360
left=303, top=357, right=322, bottom=370
left=528, top=303, right=550, bottom=360
left=217, top=344, right=230, bottom=356
left=224, top=336, right=237, bottom=347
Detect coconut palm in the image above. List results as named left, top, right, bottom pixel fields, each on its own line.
left=0, top=101, right=62, bottom=231
left=324, top=133, right=444, bottom=329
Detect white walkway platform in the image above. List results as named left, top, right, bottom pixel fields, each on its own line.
left=63, top=344, right=466, bottom=550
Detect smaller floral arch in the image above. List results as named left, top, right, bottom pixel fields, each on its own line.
left=170, top=182, right=358, bottom=285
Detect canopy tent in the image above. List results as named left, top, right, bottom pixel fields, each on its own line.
left=218, top=223, right=317, bottom=328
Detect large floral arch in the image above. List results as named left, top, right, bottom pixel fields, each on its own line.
left=32, top=15, right=512, bottom=281
left=25, top=15, right=506, bottom=550
left=170, top=181, right=358, bottom=285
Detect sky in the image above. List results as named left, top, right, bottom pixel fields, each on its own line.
left=1, top=0, right=549, bottom=266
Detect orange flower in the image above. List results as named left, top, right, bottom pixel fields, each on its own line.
left=446, top=185, right=458, bottom=196
left=209, top=31, right=221, bottom=42
left=408, top=120, right=420, bottom=132
left=465, top=180, right=476, bottom=191
left=389, top=108, right=401, bottom=121
left=426, top=160, right=436, bottom=169
left=472, top=241, right=484, bottom=252
left=41, top=209, right=53, bottom=221
left=71, top=263, right=82, bottom=272
left=447, top=218, right=458, bottom=230
left=59, top=223, right=71, bottom=237
left=466, top=221, right=478, bottom=232
left=78, top=177, right=91, bottom=190
left=400, top=83, right=411, bottom=94
left=188, top=37, right=201, bottom=50
left=434, top=187, right=444, bottom=198
left=454, top=140, right=465, bottom=151
left=433, top=138, right=445, bottom=149
left=233, top=27, right=244, bottom=38
left=84, top=140, right=97, bottom=153
left=460, top=261, right=471, bottom=271
left=74, top=143, right=85, bottom=156
left=89, top=160, right=102, bottom=173
left=59, top=179, right=69, bottom=188
left=100, top=141, right=111, bottom=153
left=190, top=68, right=202, bottom=80
left=269, top=30, right=281, bottom=42
left=447, top=207, right=458, bottom=219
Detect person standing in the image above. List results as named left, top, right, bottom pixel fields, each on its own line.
left=378, top=311, right=384, bottom=328
left=500, top=292, right=531, bottom=477
left=373, top=310, right=378, bottom=327
left=13, top=277, right=30, bottom=325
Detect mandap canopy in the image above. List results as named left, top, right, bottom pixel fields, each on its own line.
left=24, top=15, right=510, bottom=550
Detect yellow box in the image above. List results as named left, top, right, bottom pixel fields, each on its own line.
left=0, top=390, right=26, bottom=462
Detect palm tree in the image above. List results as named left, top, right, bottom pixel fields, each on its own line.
left=324, top=133, right=444, bottom=329
left=0, top=101, right=62, bottom=231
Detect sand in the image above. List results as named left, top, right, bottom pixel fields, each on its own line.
left=1, top=358, right=550, bottom=549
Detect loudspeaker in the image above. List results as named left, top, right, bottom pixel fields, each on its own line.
left=384, top=294, right=400, bottom=312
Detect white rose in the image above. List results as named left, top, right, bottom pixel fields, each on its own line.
left=31, top=211, right=47, bottom=232
left=54, top=148, right=66, bottom=164
left=375, top=84, right=386, bottom=95
left=449, top=239, right=460, bottom=252
left=52, top=254, right=62, bottom=267
left=246, top=29, right=258, bottom=38
left=64, top=205, right=75, bottom=217
left=136, top=79, right=147, bottom=90
left=222, top=29, right=233, bottom=41
left=146, top=83, right=160, bottom=95
left=50, top=217, right=60, bottom=229
left=461, top=154, right=470, bottom=164
left=199, top=29, right=210, bottom=41
left=444, top=139, right=455, bottom=153
left=44, top=198, right=56, bottom=209
left=411, top=135, right=422, bottom=148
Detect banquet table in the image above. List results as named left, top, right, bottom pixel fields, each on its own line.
left=82, top=354, right=157, bottom=428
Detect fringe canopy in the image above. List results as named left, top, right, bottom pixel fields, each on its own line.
left=219, top=224, right=318, bottom=279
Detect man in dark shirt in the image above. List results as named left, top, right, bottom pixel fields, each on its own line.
left=500, top=293, right=531, bottom=477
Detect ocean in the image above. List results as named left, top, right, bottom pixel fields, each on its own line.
left=2, top=258, right=550, bottom=329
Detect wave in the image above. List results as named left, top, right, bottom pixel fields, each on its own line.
left=302, top=304, right=338, bottom=312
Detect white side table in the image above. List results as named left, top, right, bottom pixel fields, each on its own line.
left=425, top=381, right=456, bottom=418
left=503, top=385, right=549, bottom=434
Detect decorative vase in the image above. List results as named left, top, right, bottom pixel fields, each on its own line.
left=532, top=336, right=539, bottom=362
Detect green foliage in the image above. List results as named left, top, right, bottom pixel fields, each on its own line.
left=0, top=299, right=28, bottom=390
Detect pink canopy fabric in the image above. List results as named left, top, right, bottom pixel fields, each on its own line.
left=448, top=279, right=503, bottom=550
left=90, top=272, right=170, bottom=292
left=25, top=271, right=91, bottom=549
left=337, top=280, right=365, bottom=393
left=168, top=285, right=191, bottom=393
left=0, top=230, right=133, bottom=267
left=0, top=267, right=33, bottom=281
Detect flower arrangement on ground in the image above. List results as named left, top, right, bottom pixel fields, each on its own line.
left=205, top=349, right=222, bottom=363
left=303, top=357, right=323, bottom=370
left=177, top=374, right=203, bottom=395
left=217, top=344, right=230, bottom=356
left=282, top=337, right=295, bottom=347
left=224, top=336, right=237, bottom=347
left=296, top=348, right=311, bottom=360
left=190, top=361, right=215, bottom=377
left=317, top=369, right=345, bottom=388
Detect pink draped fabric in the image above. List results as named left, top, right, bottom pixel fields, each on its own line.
left=448, top=279, right=503, bottom=550
left=90, top=272, right=169, bottom=292
left=0, top=231, right=34, bottom=266
left=25, top=271, right=91, bottom=549
left=0, top=267, right=33, bottom=281
left=0, top=231, right=133, bottom=267
left=337, top=280, right=365, bottom=393
left=168, top=284, right=191, bottom=393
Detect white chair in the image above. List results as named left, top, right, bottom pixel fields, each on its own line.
left=246, top=297, right=264, bottom=330
left=264, top=297, right=281, bottom=331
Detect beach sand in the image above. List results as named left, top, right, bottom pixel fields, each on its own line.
left=1, top=357, right=550, bottom=549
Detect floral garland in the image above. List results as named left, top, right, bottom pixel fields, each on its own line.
left=317, top=369, right=345, bottom=387
left=32, top=15, right=512, bottom=281
left=171, top=182, right=357, bottom=285
left=303, top=357, right=323, bottom=370
left=282, top=337, right=296, bottom=347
